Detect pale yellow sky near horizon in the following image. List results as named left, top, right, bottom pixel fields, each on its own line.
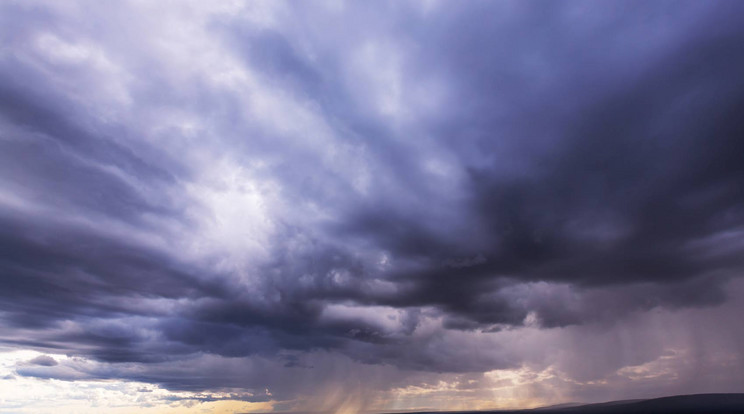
left=0, top=344, right=711, bottom=414
left=0, top=348, right=555, bottom=414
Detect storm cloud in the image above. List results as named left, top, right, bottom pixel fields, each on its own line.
left=1, top=1, right=744, bottom=412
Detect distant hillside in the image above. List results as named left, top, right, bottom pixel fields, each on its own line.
left=541, top=393, right=744, bottom=414
left=394, top=394, right=744, bottom=414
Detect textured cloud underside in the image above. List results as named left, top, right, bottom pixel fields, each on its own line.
left=1, top=1, right=744, bottom=411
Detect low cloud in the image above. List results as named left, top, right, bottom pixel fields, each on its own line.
left=1, top=0, right=744, bottom=412
left=26, top=355, right=58, bottom=367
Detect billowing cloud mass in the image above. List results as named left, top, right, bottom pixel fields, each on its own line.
left=1, top=1, right=744, bottom=413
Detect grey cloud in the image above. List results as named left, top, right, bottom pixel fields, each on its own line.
left=1, top=0, right=744, bottom=408
left=27, top=355, right=58, bottom=366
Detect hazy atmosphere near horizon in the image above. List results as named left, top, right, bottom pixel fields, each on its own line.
left=2, top=1, right=744, bottom=413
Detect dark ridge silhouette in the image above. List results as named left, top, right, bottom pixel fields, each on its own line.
left=390, top=394, right=744, bottom=414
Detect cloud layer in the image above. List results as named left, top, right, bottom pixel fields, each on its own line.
left=1, top=1, right=744, bottom=411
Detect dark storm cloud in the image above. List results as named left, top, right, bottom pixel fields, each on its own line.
left=1, top=0, right=744, bottom=402
left=296, top=0, right=744, bottom=327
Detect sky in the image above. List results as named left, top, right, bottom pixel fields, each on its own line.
left=1, top=1, right=744, bottom=413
